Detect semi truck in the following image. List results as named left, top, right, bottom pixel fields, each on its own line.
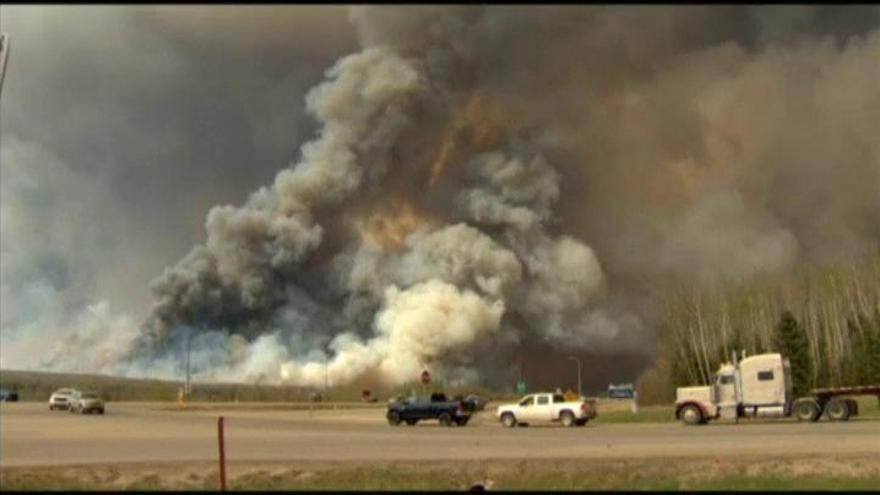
left=675, top=351, right=880, bottom=425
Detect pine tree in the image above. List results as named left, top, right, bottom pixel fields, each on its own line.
left=773, top=310, right=812, bottom=396
left=813, top=328, right=831, bottom=388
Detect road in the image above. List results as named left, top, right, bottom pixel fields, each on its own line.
left=2, top=402, right=879, bottom=467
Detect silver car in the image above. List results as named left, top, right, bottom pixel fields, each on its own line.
left=49, top=388, right=78, bottom=411
left=68, top=390, right=105, bottom=415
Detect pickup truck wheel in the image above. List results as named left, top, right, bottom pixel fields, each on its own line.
left=826, top=399, right=851, bottom=421
left=560, top=411, right=575, bottom=427
left=793, top=399, right=821, bottom=422
left=438, top=412, right=453, bottom=427
left=501, top=413, right=516, bottom=428
left=387, top=411, right=402, bottom=426
left=680, top=404, right=703, bottom=426
left=405, top=419, right=418, bottom=426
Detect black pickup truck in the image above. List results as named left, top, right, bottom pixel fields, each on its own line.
left=386, top=393, right=475, bottom=426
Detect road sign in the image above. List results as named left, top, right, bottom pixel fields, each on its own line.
left=421, top=370, right=431, bottom=385
left=516, top=380, right=527, bottom=395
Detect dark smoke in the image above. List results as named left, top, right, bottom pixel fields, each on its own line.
left=3, top=6, right=879, bottom=390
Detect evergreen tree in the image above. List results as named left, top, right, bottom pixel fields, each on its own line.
left=852, top=313, right=880, bottom=385
left=773, top=311, right=812, bottom=396
left=813, top=328, right=830, bottom=388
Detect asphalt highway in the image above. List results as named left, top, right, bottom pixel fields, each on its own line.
left=2, top=402, right=878, bottom=467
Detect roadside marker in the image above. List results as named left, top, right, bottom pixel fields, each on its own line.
left=218, top=416, right=227, bottom=491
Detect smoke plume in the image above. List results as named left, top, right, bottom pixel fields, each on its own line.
left=3, top=6, right=879, bottom=390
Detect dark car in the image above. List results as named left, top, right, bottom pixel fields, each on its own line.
left=0, top=388, right=18, bottom=402
left=387, top=393, right=474, bottom=426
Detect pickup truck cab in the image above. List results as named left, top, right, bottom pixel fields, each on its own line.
left=496, top=393, right=597, bottom=427
left=387, top=393, right=474, bottom=426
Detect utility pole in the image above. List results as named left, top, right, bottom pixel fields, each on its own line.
left=324, top=352, right=329, bottom=393
left=185, top=330, right=195, bottom=397
left=567, top=355, right=582, bottom=397
left=0, top=33, right=9, bottom=98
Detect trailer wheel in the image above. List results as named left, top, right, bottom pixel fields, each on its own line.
left=793, top=399, right=821, bottom=422
left=826, top=399, right=851, bottom=421
left=680, top=404, right=703, bottom=426
left=845, top=399, right=858, bottom=417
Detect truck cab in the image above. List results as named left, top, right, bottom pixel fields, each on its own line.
left=676, top=352, right=793, bottom=425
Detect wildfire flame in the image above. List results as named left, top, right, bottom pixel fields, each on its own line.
left=359, top=202, right=432, bottom=251
left=428, top=93, right=513, bottom=186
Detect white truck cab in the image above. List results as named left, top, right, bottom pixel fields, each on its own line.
left=676, top=352, right=795, bottom=424
left=496, top=392, right=597, bottom=427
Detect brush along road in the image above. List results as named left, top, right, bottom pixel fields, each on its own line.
left=1, top=402, right=878, bottom=467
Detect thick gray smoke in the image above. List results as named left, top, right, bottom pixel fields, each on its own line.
left=3, top=6, right=879, bottom=390
left=131, top=8, right=644, bottom=386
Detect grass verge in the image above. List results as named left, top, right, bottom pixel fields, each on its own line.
left=3, top=455, right=879, bottom=491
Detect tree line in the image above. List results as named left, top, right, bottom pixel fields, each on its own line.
left=637, top=254, right=880, bottom=403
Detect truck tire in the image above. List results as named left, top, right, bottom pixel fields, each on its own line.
left=793, top=399, right=821, bottom=422
left=575, top=418, right=588, bottom=426
left=559, top=410, right=575, bottom=427
left=438, top=412, right=453, bottom=426
left=680, top=404, right=703, bottom=426
left=845, top=399, right=858, bottom=417
left=826, top=399, right=851, bottom=421
left=501, top=413, right=517, bottom=428
left=387, top=411, right=402, bottom=426
left=405, top=419, right=418, bottom=426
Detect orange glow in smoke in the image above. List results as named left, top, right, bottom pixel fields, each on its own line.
left=428, top=93, right=513, bottom=186
left=359, top=203, right=432, bottom=251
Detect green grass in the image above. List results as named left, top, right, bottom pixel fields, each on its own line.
left=4, top=457, right=879, bottom=491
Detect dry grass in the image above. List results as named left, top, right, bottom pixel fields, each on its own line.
left=3, top=455, right=879, bottom=491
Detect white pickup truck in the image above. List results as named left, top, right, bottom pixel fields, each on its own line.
left=496, top=393, right=597, bottom=427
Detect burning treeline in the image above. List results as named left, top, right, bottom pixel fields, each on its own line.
left=123, top=6, right=879, bottom=391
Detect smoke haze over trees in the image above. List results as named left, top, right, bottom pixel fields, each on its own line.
left=2, top=6, right=879, bottom=393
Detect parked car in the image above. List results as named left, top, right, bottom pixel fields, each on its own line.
left=49, top=388, right=78, bottom=410
left=0, top=388, right=19, bottom=402
left=496, top=392, right=597, bottom=427
left=387, top=392, right=474, bottom=426
left=68, top=390, right=105, bottom=415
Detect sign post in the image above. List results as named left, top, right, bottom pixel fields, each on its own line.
left=420, top=370, right=430, bottom=395
left=516, top=380, right=527, bottom=395
left=218, top=416, right=227, bottom=491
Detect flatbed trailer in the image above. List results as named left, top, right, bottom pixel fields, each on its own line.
left=792, top=384, right=880, bottom=422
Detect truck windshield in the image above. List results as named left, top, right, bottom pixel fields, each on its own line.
left=519, top=396, right=534, bottom=407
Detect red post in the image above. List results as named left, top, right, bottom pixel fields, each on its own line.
left=218, top=416, right=227, bottom=491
